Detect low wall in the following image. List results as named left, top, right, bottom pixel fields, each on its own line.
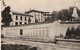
left=56, top=38, right=80, bottom=47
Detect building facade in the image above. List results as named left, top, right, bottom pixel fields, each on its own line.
left=25, top=10, right=51, bottom=23
left=9, top=10, right=51, bottom=26
left=10, top=11, right=33, bottom=26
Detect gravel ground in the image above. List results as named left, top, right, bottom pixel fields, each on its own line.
left=1, top=38, right=80, bottom=50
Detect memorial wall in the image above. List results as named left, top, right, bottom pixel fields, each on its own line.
left=2, top=21, right=80, bottom=42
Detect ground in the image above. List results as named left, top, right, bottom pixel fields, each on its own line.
left=1, top=38, right=80, bottom=50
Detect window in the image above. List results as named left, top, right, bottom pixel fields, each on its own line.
left=28, top=17, right=31, bottom=23
left=20, top=16, right=22, bottom=20
left=16, top=15, right=18, bottom=20
left=24, top=22, right=27, bottom=24
left=20, top=22, right=22, bottom=25
left=35, top=11, right=36, bottom=13
left=25, top=17, right=26, bottom=21
left=15, top=22, right=18, bottom=25
left=20, top=29, right=23, bottom=35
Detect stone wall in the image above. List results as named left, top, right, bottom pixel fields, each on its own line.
left=56, top=38, right=80, bottom=47
left=2, top=22, right=55, bottom=42
left=2, top=21, right=80, bottom=42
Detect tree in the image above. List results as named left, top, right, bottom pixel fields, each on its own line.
left=51, top=6, right=80, bottom=21
left=65, top=26, right=80, bottom=39
left=65, top=28, right=71, bottom=39
left=1, top=6, right=12, bottom=26
left=76, top=7, right=80, bottom=17
left=57, top=11, right=62, bottom=20
left=51, top=11, right=58, bottom=21
left=77, top=7, right=80, bottom=21
left=66, top=7, right=74, bottom=21
left=75, top=26, right=80, bottom=39
left=57, top=8, right=73, bottom=21
left=60, top=9, right=69, bottom=21
left=70, top=27, right=75, bottom=38
left=53, top=7, right=75, bottom=21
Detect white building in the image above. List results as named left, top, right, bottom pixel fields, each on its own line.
left=9, top=10, right=51, bottom=26
left=25, top=10, right=51, bottom=23
left=10, top=11, right=33, bottom=26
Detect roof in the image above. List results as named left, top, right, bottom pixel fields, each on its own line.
left=25, top=10, right=50, bottom=13
left=12, top=11, right=33, bottom=17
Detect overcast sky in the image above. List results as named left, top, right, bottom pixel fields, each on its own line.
left=3, top=0, right=80, bottom=13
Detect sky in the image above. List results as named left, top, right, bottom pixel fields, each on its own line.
left=2, top=0, right=80, bottom=13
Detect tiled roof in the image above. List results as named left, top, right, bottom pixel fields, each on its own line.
left=12, top=11, right=33, bottom=17
left=25, top=10, right=49, bottom=13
